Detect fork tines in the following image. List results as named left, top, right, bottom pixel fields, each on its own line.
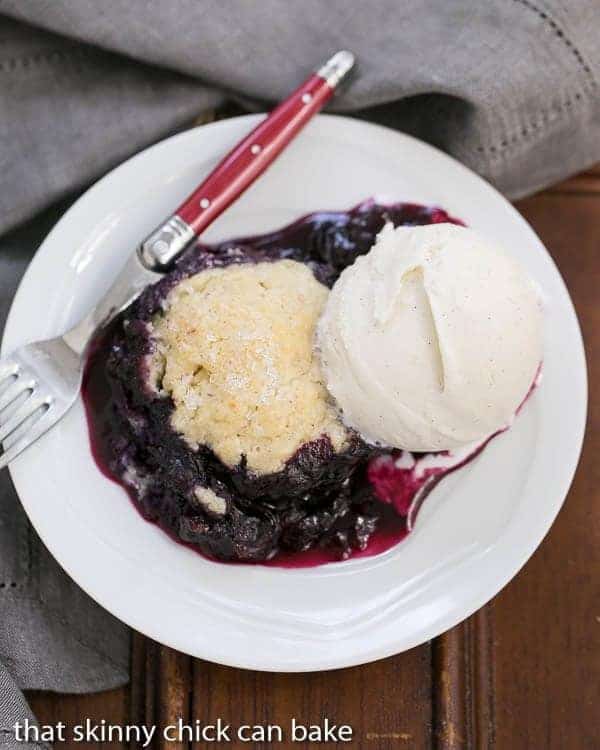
left=0, top=359, right=52, bottom=469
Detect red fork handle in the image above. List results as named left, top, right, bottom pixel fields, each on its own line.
left=139, top=51, right=355, bottom=271
left=179, top=75, right=333, bottom=232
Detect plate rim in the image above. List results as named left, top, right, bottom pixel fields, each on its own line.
left=3, top=113, right=588, bottom=671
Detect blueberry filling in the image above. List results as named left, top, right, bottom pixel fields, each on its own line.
left=83, top=200, right=474, bottom=566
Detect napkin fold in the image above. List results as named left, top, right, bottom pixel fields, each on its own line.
left=0, top=0, right=599, bottom=238
left=0, top=663, right=49, bottom=750
left=0, top=205, right=129, bottom=746
left=0, top=0, right=598, bottom=742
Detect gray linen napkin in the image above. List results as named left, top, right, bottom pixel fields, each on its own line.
left=0, top=664, right=49, bottom=749
left=0, top=0, right=599, bottom=741
left=0, top=205, right=129, bottom=745
left=0, top=0, right=599, bottom=236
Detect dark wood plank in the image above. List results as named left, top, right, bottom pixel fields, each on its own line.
left=488, top=192, right=599, bottom=750
left=155, top=644, right=192, bottom=750
left=433, top=607, right=496, bottom=749
left=129, top=631, right=148, bottom=739
left=191, top=648, right=432, bottom=749
left=129, top=634, right=192, bottom=750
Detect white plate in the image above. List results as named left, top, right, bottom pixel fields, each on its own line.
left=3, top=115, right=586, bottom=671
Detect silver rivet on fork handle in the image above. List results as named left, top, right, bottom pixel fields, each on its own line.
left=137, top=50, right=356, bottom=274
left=0, top=50, right=357, bottom=470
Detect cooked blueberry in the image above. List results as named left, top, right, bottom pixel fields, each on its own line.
left=82, top=200, right=463, bottom=564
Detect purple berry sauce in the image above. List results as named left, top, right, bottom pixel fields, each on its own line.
left=82, top=200, right=491, bottom=567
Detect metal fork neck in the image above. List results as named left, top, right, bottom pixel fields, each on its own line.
left=61, top=254, right=161, bottom=355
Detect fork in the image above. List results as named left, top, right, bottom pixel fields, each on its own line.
left=0, top=50, right=355, bottom=470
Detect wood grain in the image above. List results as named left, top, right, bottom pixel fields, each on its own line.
left=190, top=648, right=432, bottom=749
left=130, top=633, right=192, bottom=750
left=433, top=608, right=496, bottom=749
left=488, top=192, right=600, bottom=750
left=25, top=167, right=599, bottom=749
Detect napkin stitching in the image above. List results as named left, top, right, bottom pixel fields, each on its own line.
left=16, top=523, right=125, bottom=672
left=512, top=0, right=596, bottom=86
left=470, top=0, right=599, bottom=159
left=477, top=89, right=591, bottom=156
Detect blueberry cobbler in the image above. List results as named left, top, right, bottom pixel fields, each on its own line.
left=83, top=201, right=543, bottom=566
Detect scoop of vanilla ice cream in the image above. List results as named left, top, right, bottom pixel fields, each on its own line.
left=316, top=222, right=543, bottom=451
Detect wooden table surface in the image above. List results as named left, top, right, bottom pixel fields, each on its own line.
left=25, top=165, right=599, bottom=749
